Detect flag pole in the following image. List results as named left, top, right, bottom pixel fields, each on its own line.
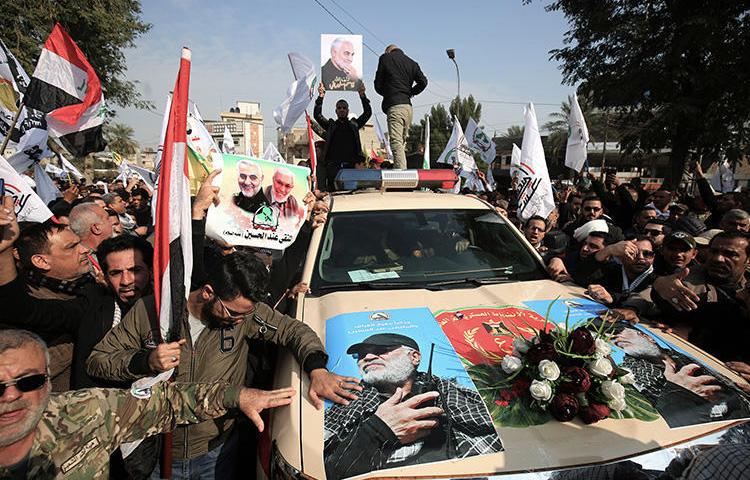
left=0, top=101, right=25, bottom=156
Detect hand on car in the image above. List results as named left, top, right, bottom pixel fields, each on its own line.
left=663, top=358, right=721, bottom=400
left=653, top=268, right=700, bottom=312
left=239, top=387, right=296, bottom=432
left=308, top=368, right=362, bottom=410
left=375, top=388, right=444, bottom=445
left=288, top=282, right=310, bottom=299
left=546, top=257, right=571, bottom=282
left=586, top=284, right=614, bottom=305
left=725, top=362, right=750, bottom=393
left=148, top=339, right=186, bottom=372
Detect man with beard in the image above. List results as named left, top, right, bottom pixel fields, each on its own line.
left=546, top=231, right=610, bottom=284
left=233, top=159, right=269, bottom=214
left=611, top=323, right=750, bottom=428
left=264, top=167, right=305, bottom=230
left=322, top=37, right=362, bottom=91
left=653, top=231, right=698, bottom=276
left=651, top=231, right=750, bottom=361
left=324, top=333, right=502, bottom=479
left=86, top=249, right=355, bottom=478
left=562, top=195, right=624, bottom=243
left=0, top=329, right=298, bottom=478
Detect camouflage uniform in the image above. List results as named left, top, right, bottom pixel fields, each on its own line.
left=0, top=382, right=241, bottom=479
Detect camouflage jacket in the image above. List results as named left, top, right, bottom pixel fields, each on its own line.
left=0, top=382, right=240, bottom=479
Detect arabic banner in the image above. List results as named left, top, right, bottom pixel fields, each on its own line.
left=434, top=299, right=750, bottom=430
left=205, top=154, right=309, bottom=250
left=323, top=307, right=503, bottom=479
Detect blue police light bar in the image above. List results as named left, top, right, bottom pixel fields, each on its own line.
left=334, top=169, right=458, bottom=191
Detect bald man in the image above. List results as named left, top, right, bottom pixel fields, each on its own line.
left=264, top=167, right=305, bottom=230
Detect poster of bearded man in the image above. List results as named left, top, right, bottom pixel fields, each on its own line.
left=321, top=34, right=363, bottom=91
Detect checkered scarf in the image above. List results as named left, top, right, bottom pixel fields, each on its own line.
left=325, top=372, right=502, bottom=469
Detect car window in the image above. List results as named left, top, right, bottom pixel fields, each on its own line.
left=311, top=208, right=546, bottom=291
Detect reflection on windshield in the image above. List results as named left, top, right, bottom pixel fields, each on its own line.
left=312, top=209, right=546, bottom=290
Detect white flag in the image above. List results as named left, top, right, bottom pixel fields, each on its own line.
left=154, top=94, right=172, bottom=173
left=465, top=118, right=496, bottom=165
left=245, top=142, right=255, bottom=157
left=517, top=103, right=555, bottom=222
left=510, top=143, right=522, bottom=179
left=262, top=142, right=285, bottom=163
left=486, top=161, right=495, bottom=191
left=565, top=92, right=589, bottom=172
left=58, top=153, right=83, bottom=180
left=460, top=169, right=485, bottom=192
left=33, top=162, right=61, bottom=204
left=221, top=126, right=235, bottom=154
left=187, top=102, right=222, bottom=170
left=0, top=39, right=51, bottom=173
left=0, top=154, right=53, bottom=222
left=423, top=116, right=430, bottom=169
left=710, top=159, right=737, bottom=193
left=44, top=163, right=64, bottom=177
left=436, top=116, right=475, bottom=171
left=274, top=53, right=316, bottom=133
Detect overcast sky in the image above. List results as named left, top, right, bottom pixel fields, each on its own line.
left=114, top=0, right=574, bottom=148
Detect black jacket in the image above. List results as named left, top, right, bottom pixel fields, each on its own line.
left=313, top=94, right=371, bottom=166
left=374, top=49, right=428, bottom=113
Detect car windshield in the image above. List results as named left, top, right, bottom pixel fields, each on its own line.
left=311, top=208, right=546, bottom=292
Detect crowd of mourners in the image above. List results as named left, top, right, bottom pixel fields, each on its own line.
left=1, top=42, right=749, bottom=479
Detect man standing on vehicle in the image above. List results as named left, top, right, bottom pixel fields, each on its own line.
left=324, top=333, right=502, bottom=479
left=313, top=82, right=372, bottom=191
left=374, top=45, right=428, bottom=170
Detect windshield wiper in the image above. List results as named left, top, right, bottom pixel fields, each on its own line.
left=424, top=276, right=511, bottom=290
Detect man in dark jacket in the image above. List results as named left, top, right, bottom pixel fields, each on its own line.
left=374, top=45, right=428, bottom=170
left=313, top=82, right=372, bottom=191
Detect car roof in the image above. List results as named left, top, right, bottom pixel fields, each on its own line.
left=329, top=190, right=491, bottom=213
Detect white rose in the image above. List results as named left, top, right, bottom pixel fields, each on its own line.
left=594, top=337, right=611, bottom=358
left=538, top=360, right=561, bottom=381
left=513, top=337, right=531, bottom=354
left=619, top=369, right=635, bottom=385
left=501, top=355, right=523, bottom=374
left=587, top=358, right=613, bottom=377
left=601, top=380, right=626, bottom=401
left=608, top=397, right=627, bottom=412
left=529, top=379, right=553, bottom=402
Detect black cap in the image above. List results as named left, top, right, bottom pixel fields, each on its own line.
left=346, top=333, right=419, bottom=355
left=665, top=231, right=696, bottom=249
left=674, top=215, right=707, bottom=237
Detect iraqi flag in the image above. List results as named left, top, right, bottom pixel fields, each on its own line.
left=24, top=23, right=106, bottom=157
left=153, top=48, right=193, bottom=342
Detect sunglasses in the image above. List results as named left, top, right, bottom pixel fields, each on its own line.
left=637, top=250, right=656, bottom=259
left=352, top=345, right=400, bottom=360
left=644, top=229, right=664, bottom=236
left=0, top=373, right=48, bottom=396
left=583, top=206, right=602, bottom=212
left=216, top=296, right=256, bottom=322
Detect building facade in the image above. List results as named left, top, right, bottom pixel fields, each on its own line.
left=204, top=101, right=264, bottom=157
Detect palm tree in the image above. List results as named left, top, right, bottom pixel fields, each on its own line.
left=104, top=122, right=139, bottom=156
left=449, top=95, right=482, bottom=132
left=543, top=95, right=613, bottom=161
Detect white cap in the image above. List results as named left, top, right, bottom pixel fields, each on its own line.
left=574, top=219, right=609, bottom=242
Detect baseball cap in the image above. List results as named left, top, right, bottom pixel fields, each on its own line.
left=669, top=203, right=689, bottom=213
left=346, top=333, right=419, bottom=355
left=674, top=215, right=707, bottom=237
left=695, top=229, right=723, bottom=246
left=665, top=231, right=696, bottom=249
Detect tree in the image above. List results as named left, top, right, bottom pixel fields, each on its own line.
left=529, top=0, right=750, bottom=183
left=449, top=95, right=482, bottom=131
left=0, top=0, right=152, bottom=110
left=104, top=122, right=139, bottom=156
left=542, top=95, right=615, bottom=162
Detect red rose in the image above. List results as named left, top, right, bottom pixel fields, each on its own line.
left=569, top=327, right=596, bottom=355
left=579, top=403, right=611, bottom=424
left=549, top=393, right=579, bottom=422
left=560, top=366, right=592, bottom=394
left=526, top=342, right=557, bottom=364
left=511, top=377, right=531, bottom=396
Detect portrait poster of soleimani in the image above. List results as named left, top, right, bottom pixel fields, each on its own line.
left=320, top=34, right=363, bottom=91
left=205, top=154, right=310, bottom=250
left=323, top=307, right=503, bottom=479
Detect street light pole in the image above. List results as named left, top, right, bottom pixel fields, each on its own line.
left=446, top=49, right=460, bottom=100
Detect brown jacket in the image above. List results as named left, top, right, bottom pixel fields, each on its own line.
left=86, top=295, right=326, bottom=459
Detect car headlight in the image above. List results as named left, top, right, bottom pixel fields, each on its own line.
left=270, top=440, right=314, bottom=479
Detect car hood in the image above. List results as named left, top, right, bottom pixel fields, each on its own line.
left=280, top=279, right=744, bottom=479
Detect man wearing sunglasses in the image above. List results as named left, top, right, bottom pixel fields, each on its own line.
left=86, top=250, right=356, bottom=479
left=562, top=195, right=624, bottom=244
left=0, top=328, right=297, bottom=478
left=643, top=219, right=668, bottom=248
left=580, top=237, right=657, bottom=309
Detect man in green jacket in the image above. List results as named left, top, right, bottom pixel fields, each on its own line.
left=0, top=328, right=295, bottom=479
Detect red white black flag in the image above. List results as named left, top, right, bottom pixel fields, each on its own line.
left=153, top=47, right=193, bottom=341
left=25, top=23, right=106, bottom=157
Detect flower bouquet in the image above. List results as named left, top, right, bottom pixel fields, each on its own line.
left=468, top=307, right=659, bottom=427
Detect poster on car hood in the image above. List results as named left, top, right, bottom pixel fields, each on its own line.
left=323, top=307, right=503, bottom=479
left=205, top=154, right=310, bottom=250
